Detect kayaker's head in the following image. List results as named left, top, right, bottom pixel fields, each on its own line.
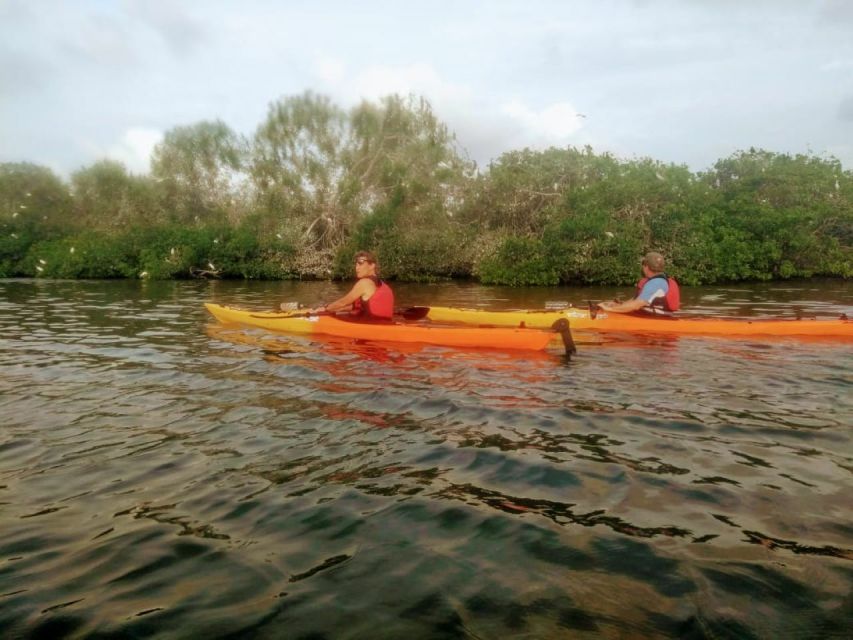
left=354, top=251, right=379, bottom=277
left=642, top=251, right=665, bottom=275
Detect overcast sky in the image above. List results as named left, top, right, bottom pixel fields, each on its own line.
left=2, top=0, right=852, bottom=178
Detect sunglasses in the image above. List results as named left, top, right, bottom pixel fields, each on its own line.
left=355, top=258, right=369, bottom=265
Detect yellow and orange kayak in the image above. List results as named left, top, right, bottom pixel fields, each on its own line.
left=204, top=303, right=558, bottom=351
left=419, top=305, right=853, bottom=338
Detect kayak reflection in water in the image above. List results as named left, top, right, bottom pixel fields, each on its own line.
left=284, top=250, right=395, bottom=321
left=597, top=251, right=681, bottom=315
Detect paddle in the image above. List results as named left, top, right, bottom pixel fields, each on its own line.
left=272, top=302, right=431, bottom=321
left=261, top=308, right=329, bottom=319
left=551, top=318, right=577, bottom=357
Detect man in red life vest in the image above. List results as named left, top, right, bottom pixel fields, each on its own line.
left=598, top=251, right=680, bottom=314
left=302, top=251, right=395, bottom=320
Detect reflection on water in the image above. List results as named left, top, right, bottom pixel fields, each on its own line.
left=1, top=278, right=851, bottom=638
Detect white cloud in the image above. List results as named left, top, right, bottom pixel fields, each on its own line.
left=353, top=63, right=440, bottom=100
left=314, top=57, right=346, bottom=85
left=125, top=0, right=205, bottom=56
left=307, top=57, right=593, bottom=166
left=820, top=59, right=853, bottom=72
left=315, top=60, right=472, bottom=106
left=2, top=1, right=852, bottom=175
left=103, top=128, right=163, bottom=174
left=501, top=100, right=585, bottom=139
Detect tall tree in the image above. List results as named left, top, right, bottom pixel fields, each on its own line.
left=151, top=120, right=246, bottom=224
left=250, top=92, right=473, bottom=255
left=0, top=162, right=73, bottom=234
left=347, top=94, right=473, bottom=220
left=251, top=91, right=349, bottom=249
left=70, top=160, right=160, bottom=232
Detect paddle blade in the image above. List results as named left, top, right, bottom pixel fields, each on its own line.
left=551, top=318, right=577, bottom=358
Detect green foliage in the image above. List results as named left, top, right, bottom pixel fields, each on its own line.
left=251, top=91, right=351, bottom=247
left=544, top=217, right=645, bottom=286
left=347, top=94, right=474, bottom=215
left=2, top=109, right=851, bottom=286
left=251, top=92, right=473, bottom=255
left=0, top=163, right=76, bottom=276
left=207, top=224, right=297, bottom=279
left=646, top=205, right=719, bottom=285
left=118, top=224, right=287, bottom=280
left=694, top=150, right=853, bottom=281
left=0, top=162, right=74, bottom=237
left=373, top=227, right=471, bottom=283
left=71, top=160, right=162, bottom=232
left=542, top=157, right=690, bottom=285
left=331, top=197, right=400, bottom=278
left=704, top=148, right=844, bottom=209
left=338, top=188, right=471, bottom=282
left=460, top=146, right=616, bottom=235
left=477, top=236, right=559, bottom=286
left=0, top=225, right=35, bottom=277
left=23, top=234, right=136, bottom=278
left=151, top=120, right=246, bottom=225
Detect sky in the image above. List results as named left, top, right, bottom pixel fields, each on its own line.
left=2, top=0, right=852, bottom=178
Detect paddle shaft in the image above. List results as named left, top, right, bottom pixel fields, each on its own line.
left=271, top=305, right=431, bottom=321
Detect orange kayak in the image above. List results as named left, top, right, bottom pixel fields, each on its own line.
left=204, top=303, right=560, bottom=351
left=581, top=312, right=853, bottom=337
left=418, top=306, right=853, bottom=338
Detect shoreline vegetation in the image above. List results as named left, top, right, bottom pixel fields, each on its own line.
left=2, top=92, right=851, bottom=286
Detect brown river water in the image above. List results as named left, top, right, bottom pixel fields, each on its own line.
left=1, top=278, right=852, bottom=638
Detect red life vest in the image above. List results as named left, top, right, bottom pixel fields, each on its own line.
left=351, top=277, right=395, bottom=319
left=636, top=274, right=681, bottom=312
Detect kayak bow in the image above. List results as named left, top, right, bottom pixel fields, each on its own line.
left=205, top=303, right=568, bottom=352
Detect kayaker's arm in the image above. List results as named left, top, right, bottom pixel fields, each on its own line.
left=310, top=279, right=376, bottom=314
left=598, top=298, right=649, bottom=314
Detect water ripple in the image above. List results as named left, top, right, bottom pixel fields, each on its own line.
left=1, top=278, right=851, bottom=637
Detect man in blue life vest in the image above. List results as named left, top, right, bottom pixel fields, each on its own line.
left=598, top=251, right=680, bottom=314
left=300, top=250, right=395, bottom=320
